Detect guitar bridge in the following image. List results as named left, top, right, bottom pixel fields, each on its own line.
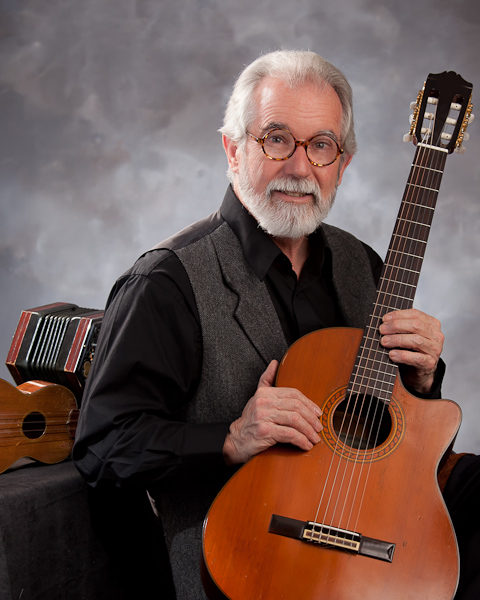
left=269, top=514, right=395, bottom=563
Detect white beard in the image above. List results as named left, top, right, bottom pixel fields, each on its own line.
left=237, top=169, right=338, bottom=240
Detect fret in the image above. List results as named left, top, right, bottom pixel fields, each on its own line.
left=376, top=286, right=416, bottom=301
left=348, top=385, right=393, bottom=404
left=396, top=217, right=432, bottom=228
left=391, top=234, right=427, bottom=244
left=381, top=264, right=421, bottom=275
left=350, top=380, right=396, bottom=396
left=402, top=200, right=435, bottom=211
left=371, top=291, right=416, bottom=304
left=350, top=375, right=396, bottom=388
left=411, top=164, right=444, bottom=174
left=357, top=342, right=391, bottom=356
left=377, top=281, right=419, bottom=294
left=349, top=388, right=394, bottom=402
left=378, top=280, right=417, bottom=290
left=368, top=301, right=409, bottom=315
left=379, top=292, right=414, bottom=303
left=406, top=183, right=440, bottom=193
left=385, top=249, right=426, bottom=261
left=352, top=368, right=397, bottom=382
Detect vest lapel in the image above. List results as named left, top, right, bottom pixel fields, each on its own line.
left=211, top=223, right=288, bottom=365
left=322, top=224, right=377, bottom=329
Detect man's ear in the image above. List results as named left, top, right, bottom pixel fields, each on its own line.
left=336, top=153, right=353, bottom=186
left=222, top=135, right=241, bottom=175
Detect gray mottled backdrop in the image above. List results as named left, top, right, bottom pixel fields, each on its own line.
left=1, top=0, right=479, bottom=452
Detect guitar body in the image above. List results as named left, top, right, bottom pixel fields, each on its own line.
left=0, top=378, right=78, bottom=473
left=203, top=328, right=461, bottom=600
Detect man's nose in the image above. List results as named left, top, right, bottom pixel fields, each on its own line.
left=282, top=145, right=313, bottom=178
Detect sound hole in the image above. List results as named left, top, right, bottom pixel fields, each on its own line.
left=23, top=412, right=46, bottom=439
left=333, top=394, right=392, bottom=450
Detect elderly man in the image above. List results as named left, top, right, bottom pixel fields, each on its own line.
left=74, top=50, right=477, bottom=600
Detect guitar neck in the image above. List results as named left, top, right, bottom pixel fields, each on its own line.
left=349, top=144, right=448, bottom=401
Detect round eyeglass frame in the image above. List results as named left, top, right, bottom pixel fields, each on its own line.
left=246, top=128, right=344, bottom=167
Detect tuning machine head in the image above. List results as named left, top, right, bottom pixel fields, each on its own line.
left=404, top=72, right=473, bottom=154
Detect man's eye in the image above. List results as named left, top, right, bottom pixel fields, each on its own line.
left=269, top=135, right=287, bottom=144
left=312, top=137, right=335, bottom=150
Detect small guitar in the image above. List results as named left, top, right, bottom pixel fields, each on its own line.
left=202, top=72, right=473, bottom=599
left=0, top=378, right=78, bottom=474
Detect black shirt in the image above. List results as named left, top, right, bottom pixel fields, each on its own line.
left=73, top=187, right=440, bottom=489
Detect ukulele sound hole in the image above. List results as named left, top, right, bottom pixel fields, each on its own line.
left=333, top=394, right=392, bottom=450
left=23, top=412, right=46, bottom=440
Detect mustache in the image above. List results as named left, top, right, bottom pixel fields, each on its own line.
left=265, top=178, right=322, bottom=203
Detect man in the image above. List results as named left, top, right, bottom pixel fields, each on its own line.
left=73, top=50, right=475, bottom=599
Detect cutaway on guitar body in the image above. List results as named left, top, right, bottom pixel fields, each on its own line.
left=202, top=327, right=461, bottom=600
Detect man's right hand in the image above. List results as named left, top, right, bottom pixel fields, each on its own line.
left=222, top=360, right=322, bottom=465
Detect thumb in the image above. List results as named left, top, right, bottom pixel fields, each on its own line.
left=257, top=360, right=279, bottom=389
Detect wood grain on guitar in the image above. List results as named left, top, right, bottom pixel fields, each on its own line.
left=202, top=71, right=473, bottom=599
left=0, top=378, right=78, bottom=474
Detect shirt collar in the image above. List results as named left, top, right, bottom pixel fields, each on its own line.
left=219, top=186, right=327, bottom=281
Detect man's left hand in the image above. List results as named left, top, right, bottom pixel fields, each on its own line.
left=379, top=308, right=444, bottom=395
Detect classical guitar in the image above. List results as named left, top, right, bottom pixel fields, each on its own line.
left=0, top=378, right=78, bottom=474
left=202, top=71, right=474, bottom=599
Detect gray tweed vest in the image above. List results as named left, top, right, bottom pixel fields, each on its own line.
left=154, top=221, right=376, bottom=600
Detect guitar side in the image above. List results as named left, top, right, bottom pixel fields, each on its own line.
left=202, top=327, right=461, bottom=600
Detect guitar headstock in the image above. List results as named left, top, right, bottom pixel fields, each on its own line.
left=404, top=71, right=473, bottom=154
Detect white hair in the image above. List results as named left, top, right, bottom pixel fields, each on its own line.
left=220, top=50, right=357, bottom=158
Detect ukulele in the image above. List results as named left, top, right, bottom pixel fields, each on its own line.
left=202, top=71, right=473, bottom=600
left=0, top=378, right=78, bottom=474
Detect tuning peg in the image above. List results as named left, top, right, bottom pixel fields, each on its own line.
left=454, top=145, right=466, bottom=154
left=410, top=102, right=418, bottom=110
left=462, top=132, right=470, bottom=142
left=468, top=113, right=475, bottom=123
left=403, top=133, right=414, bottom=142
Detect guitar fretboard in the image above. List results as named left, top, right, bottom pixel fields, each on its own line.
left=349, top=145, right=448, bottom=402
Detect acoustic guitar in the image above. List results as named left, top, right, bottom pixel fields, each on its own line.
left=202, top=71, right=473, bottom=599
left=0, top=378, right=78, bottom=474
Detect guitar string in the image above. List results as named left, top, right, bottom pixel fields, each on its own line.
left=347, top=112, right=445, bottom=538
left=0, top=419, right=77, bottom=431
left=313, top=105, right=445, bottom=546
left=311, top=143, right=427, bottom=541
left=325, top=166, right=420, bottom=541
left=350, top=138, right=444, bottom=537
left=0, top=413, right=78, bottom=439
left=0, top=412, right=77, bottom=421
left=347, top=123, right=444, bottom=538
left=339, top=140, right=434, bottom=543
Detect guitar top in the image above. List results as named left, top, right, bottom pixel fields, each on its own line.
left=0, top=378, right=78, bottom=474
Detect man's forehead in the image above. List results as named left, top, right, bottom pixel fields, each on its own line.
left=251, top=76, right=343, bottom=136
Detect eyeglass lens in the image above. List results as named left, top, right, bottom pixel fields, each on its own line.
left=263, top=129, right=339, bottom=165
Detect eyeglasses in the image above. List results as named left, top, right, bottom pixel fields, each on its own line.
left=246, top=128, right=344, bottom=167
